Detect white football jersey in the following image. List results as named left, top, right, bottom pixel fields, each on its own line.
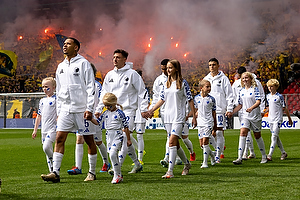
left=160, top=79, right=193, bottom=124
left=38, top=95, right=57, bottom=133
left=97, top=109, right=128, bottom=130
left=238, top=86, right=261, bottom=121
left=266, top=92, right=285, bottom=123
left=194, top=93, right=216, bottom=127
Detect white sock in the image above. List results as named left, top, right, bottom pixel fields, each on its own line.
left=97, top=143, right=109, bottom=165
left=164, top=136, right=170, bottom=161
left=209, top=135, right=217, bottom=150
left=277, top=136, right=285, bottom=153
left=43, top=139, right=53, bottom=172
left=168, top=146, right=177, bottom=172
left=238, top=136, right=247, bottom=160
left=256, top=137, right=266, bottom=157
left=53, top=152, right=64, bottom=175
left=203, top=144, right=210, bottom=165
left=118, top=133, right=127, bottom=166
left=137, top=134, right=144, bottom=161
left=182, top=138, right=194, bottom=154
left=88, top=154, right=97, bottom=175
left=128, top=144, right=140, bottom=166
left=269, top=135, right=277, bottom=156
left=76, top=143, right=84, bottom=169
left=130, top=134, right=138, bottom=150
left=216, top=130, right=224, bottom=158
left=177, top=146, right=189, bottom=165
left=110, top=148, right=121, bottom=179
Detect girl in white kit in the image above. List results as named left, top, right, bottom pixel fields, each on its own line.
left=91, top=92, right=131, bottom=184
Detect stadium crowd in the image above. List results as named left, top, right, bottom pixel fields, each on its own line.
left=1, top=33, right=299, bottom=100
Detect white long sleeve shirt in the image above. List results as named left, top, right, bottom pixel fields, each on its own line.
left=204, top=71, right=234, bottom=114
left=149, top=73, right=167, bottom=115
left=56, top=54, right=95, bottom=115
left=96, top=63, right=148, bottom=116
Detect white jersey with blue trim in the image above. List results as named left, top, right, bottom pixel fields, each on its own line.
left=97, top=108, right=128, bottom=130
left=160, top=79, right=193, bottom=124
left=38, top=94, right=57, bottom=133
left=266, top=92, right=285, bottom=123
left=238, top=86, right=261, bottom=121
left=194, top=93, right=216, bottom=127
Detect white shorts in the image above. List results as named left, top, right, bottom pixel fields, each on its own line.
left=197, top=126, right=212, bottom=139
left=42, top=131, right=56, bottom=143
left=181, top=122, right=189, bottom=137
left=240, top=118, right=261, bottom=133
left=269, top=122, right=281, bottom=136
left=216, top=113, right=226, bottom=128
left=57, top=111, right=92, bottom=135
left=106, top=130, right=123, bottom=154
left=134, top=123, right=146, bottom=133
left=126, top=115, right=135, bottom=132
left=165, top=123, right=184, bottom=138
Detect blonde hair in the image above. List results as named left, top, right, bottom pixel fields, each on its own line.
left=241, top=72, right=257, bottom=88
left=199, top=79, right=210, bottom=88
left=42, top=77, right=56, bottom=88
left=103, top=93, right=123, bottom=110
left=267, top=79, right=279, bottom=88
left=166, top=59, right=183, bottom=89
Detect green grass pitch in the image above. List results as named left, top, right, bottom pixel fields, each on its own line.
left=0, top=128, right=299, bottom=199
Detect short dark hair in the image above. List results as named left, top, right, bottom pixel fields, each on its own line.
left=161, top=59, right=170, bottom=66
left=237, top=66, right=247, bottom=75
left=68, top=37, right=80, bottom=51
left=208, top=57, right=219, bottom=65
left=114, top=49, right=128, bottom=59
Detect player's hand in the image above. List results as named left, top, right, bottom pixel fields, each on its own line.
left=288, top=119, right=293, bottom=126
left=225, top=111, right=233, bottom=118
left=32, top=132, right=36, bottom=139
left=127, top=139, right=132, bottom=147
left=95, top=112, right=100, bottom=118
left=84, top=111, right=93, bottom=120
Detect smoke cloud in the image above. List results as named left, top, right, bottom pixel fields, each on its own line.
left=0, top=0, right=299, bottom=78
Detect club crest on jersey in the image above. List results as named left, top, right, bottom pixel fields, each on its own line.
left=73, top=67, right=80, bottom=76
left=124, top=77, right=129, bottom=85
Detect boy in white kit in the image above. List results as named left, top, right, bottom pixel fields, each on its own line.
left=91, top=93, right=129, bottom=184
left=262, top=79, right=292, bottom=161
left=32, top=77, right=57, bottom=173
left=194, top=80, right=217, bottom=168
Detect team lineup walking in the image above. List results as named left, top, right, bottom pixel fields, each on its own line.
left=34, top=37, right=293, bottom=184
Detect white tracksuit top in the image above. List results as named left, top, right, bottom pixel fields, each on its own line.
left=56, top=54, right=95, bottom=115
left=204, top=71, right=234, bottom=114
left=96, top=63, right=148, bottom=117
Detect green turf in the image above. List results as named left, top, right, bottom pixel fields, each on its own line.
left=0, top=128, right=299, bottom=199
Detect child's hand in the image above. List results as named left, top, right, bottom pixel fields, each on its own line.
left=246, top=108, right=252, bottom=113
left=288, top=119, right=293, bottom=126
left=127, top=139, right=132, bottom=147
left=32, top=132, right=37, bottom=139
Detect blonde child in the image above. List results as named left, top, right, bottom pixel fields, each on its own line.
left=91, top=93, right=131, bottom=184
left=231, top=72, right=267, bottom=165
left=263, top=79, right=292, bottom=161
left=194, top=80, right=217, bottom=168
left=32, top=77, right=57, bottom=173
